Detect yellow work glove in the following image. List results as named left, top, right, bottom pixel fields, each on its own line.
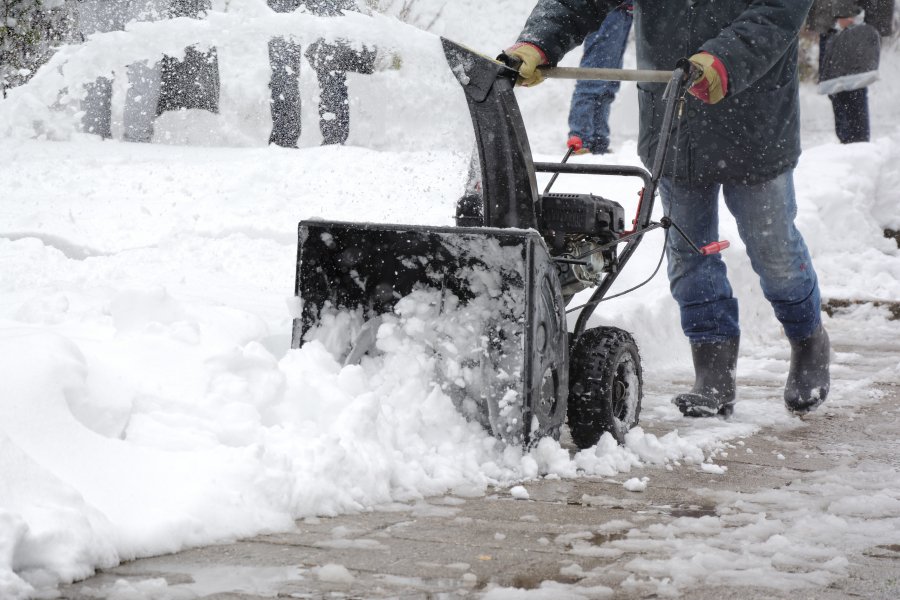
left=688, top=52, right=728, bottom=105
left=504, top=43, right=547, bottom=87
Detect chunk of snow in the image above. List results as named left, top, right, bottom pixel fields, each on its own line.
left=510, top=485, right=530, bottom=500
left=700, top=463, right=727, bottom=475
left=623, top=477, right=649, bottom=492
left=316, top=564, right=354, bottom=584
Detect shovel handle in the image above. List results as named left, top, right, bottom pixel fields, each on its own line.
left=538, top=65, right=673, bottom=83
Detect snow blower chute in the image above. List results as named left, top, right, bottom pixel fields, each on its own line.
left=292, top=40, right=720, bottom=448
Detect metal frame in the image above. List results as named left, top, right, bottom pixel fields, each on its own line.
left=442, top=39, right=693, bottom=344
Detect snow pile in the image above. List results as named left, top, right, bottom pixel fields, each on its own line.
left=0, top=6, right=473, bottom=152
left=0, top=252, right=723, bottom=597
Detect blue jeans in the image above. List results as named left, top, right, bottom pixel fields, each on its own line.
left=660, top=171, right=822, bottom=343
left=567, top=7, right=632, bottom=154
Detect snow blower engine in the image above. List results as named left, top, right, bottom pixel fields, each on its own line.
left=291, top=40, right=719, bottom=449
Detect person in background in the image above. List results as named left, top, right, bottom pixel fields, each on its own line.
left=76, top=0, right=168, bottom=141
left=267, top=0, right=375, bottom=148
left=566, top=1, right=632, bottom=155
left=504, top=0, right=831, bottom=418
left=76, top=0, right=219, bottom=142
left=808, top=0, right=893, bottom=144
left=155, top=0, right=220, bottom=119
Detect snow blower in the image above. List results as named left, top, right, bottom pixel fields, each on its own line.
left=291, top=39, right=727, bottom=448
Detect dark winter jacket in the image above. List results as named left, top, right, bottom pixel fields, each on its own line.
left=858, top=0, right=895, bottom=37
left=817, top=23, right=881, bottom=94
left=808, top=0, right=862, bottom=33
left=808, top=0, right=894, bottom=36
left=518, top=0, right=814, bottom=185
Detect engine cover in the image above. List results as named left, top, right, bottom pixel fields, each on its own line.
left=539, top=193, right=626, bottom=238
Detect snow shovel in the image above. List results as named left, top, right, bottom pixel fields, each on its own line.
left=291, top=40, right=707, bottom=448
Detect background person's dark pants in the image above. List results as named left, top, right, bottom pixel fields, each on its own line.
left=819, top=32, right=871, bottom=145
left=82, top=78, right=113, bottom=139
left=268, top=37, right=305, bottom=148
left=829, top=88, right=870, bottom=144
left=267, top=38, right=353, bottom=148
left=315, top=68, right=350, bottom=146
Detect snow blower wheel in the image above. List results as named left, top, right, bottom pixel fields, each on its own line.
left=568, top=327, right=643, bottom=447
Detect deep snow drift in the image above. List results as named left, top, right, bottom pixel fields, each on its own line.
left=1, top=2, right=900, bottom=597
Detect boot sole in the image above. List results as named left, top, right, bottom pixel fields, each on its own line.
left=674, top=395, right=733, bottom=419
left=785, top=396, right=826, bottom=416
left=785, top=385, right=829, bottom=416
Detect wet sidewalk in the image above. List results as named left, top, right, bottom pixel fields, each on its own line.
left=59, top=346, right=900, bottom=599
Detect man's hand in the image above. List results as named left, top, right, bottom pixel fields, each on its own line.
left=503, top=43, right=547, bottom=87
left=688, top=52, right=728, bottom=104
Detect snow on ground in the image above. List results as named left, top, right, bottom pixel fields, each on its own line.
left=1, top=2, right=900, bottom=597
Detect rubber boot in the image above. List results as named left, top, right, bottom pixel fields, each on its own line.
left=784, top=325, right=830, bottom=414
left=673, top=337, right=739, bottom=418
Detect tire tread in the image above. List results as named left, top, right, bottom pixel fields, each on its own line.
left=568, top=326, right=643, bottom=448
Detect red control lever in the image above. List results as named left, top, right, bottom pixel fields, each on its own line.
left=700, top=240, right=730, bottom=255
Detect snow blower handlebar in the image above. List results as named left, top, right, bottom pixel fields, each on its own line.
left=538, top=65, right=673, bottom=83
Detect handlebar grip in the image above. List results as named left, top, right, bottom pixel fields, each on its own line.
left=700, top=240, right=730, bottom=255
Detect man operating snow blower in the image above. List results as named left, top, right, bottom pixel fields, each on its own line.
left=503, top=0, right=831, bottom=417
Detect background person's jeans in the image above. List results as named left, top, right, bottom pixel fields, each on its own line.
left=659, top=171, right=822, bottom=344
left=567, top=7, right=632, bottom=154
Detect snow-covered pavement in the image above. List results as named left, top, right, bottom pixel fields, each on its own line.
left=57, top=377, right=900, bottom=599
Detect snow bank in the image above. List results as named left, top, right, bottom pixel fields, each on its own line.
left=0, top=6, right=473, bottom=153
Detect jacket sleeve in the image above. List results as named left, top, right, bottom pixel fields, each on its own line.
left=699, top=0, right=815, bottom=96
left=516, top=0, right=619, bottom=65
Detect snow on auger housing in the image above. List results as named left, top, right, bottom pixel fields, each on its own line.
left=291, top=40, right=725, bottom=449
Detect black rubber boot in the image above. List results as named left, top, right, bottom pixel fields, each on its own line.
left=673, top=337, right=739, bottom=418
left=784, top=325, right=830, bottom=414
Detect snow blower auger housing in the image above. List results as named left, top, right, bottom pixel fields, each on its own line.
left=292, top=39, right=698, bottom=448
